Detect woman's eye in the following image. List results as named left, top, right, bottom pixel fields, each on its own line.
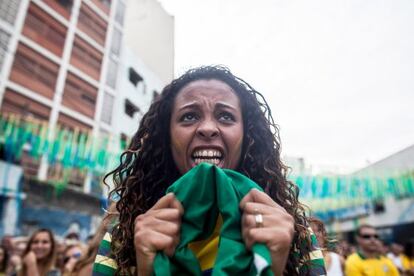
left=180, top=113, right=198, bottom=122
left=218, top=112, right=235, bottom=122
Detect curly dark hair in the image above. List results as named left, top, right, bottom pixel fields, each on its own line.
left=105, top=65, right=312, bottom=274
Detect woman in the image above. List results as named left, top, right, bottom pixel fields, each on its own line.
left=61, top=244, right=83, bottom=275
left=95, top=66, right=325, bottom=275
left=19, top=229, right=60, bottom=276
left=309, top=217, right=344, bottom=276
left=72, top=204, right=118, bottom=276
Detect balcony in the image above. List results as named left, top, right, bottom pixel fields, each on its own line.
left=77, top=3, right=108, bottom=46
left=70, top=36, right=102, bottom=81
left=0, top=89, right=51, bottom=121
left=57, top=113, right=92, bottom=132
left=62, top=73, right=98, bottom=119
left=42, top=0, right=73, bottom=20
left=9, top=43, right=59, bottom=99
left=22, top=2, right=67, bottom=57
left=90, top=0, right=111, bottom=15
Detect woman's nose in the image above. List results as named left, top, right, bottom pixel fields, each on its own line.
left=196, top=119, right=219, bottom=138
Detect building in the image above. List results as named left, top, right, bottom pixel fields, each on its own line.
left=123, top=0, right=174, bottom=85
left=0, top=0, right=127, bottom=189
left=329, top=144, right=414, bottom=244
left=113, top=46, right=164, bottom=139
left=0, top=0, right=174, bottom=237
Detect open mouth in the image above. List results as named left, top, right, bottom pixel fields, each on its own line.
left=191, top=149, right=223, bottom=166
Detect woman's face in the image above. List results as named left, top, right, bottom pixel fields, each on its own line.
left=310, top=222, right=325, bottom=248
left=30, top=232, right=52, bottom=260
left=170, top=79, right=244, bottom=174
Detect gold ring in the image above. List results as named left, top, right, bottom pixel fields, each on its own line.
left=255, top=213, right=263, bottom=228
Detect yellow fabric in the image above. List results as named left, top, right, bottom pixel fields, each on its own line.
left=345, top=252, right=399, bottom=276
left=401, top=254, right=412, bottom=270
left=95, top=255, right=118, bottom=269
left=188, top=216, right=222, bottom=271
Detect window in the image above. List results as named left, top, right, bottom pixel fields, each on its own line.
left=0, top=29, right=10, bottom=71
left=99, top=0, right=111, bottom=8
left=23, top=3, right=67, bottom=57
left=26, top=12, right=65, bottom=46
left=78, top=3, right=107, bottom=45
left=153, top=90, right=160, bottom=101
left=110, top=28, right=122, bottom=56
left=58, top=113, right=92, bottom=132
left=57, top=0, right=73, bottom=10
left=72, top=44, right=101, bottom=71
left=62, top=73, right=97, bottom=118
left=128, top=67, right=143, bottom=87
left=0, top=0, right=21, bottom=25
left=14, top=52, right=57, bottom=88
left=101, top=92, right=114, bottom=124
left=115, top=1, right=125, bottom=26
left=124, top=99, right=139, bottom=118
left=1, top=89, right=51, bottom=121
left=106, top=58, right=118, bottom=89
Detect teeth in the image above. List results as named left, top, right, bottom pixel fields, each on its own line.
left=192, top=149, right=222, bottom=158
left=194, top=158, right=221, bottom=166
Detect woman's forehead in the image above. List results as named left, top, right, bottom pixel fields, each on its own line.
left=175, top=79, right=239, bottom=103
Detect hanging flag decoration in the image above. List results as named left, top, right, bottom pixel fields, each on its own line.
left=1, top=113, right=413, bottom=213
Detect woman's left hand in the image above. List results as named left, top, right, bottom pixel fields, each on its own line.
left=240, top=188, right=295, bottom=276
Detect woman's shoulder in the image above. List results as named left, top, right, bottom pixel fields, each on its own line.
left=92, top=232, right=118, bottom=276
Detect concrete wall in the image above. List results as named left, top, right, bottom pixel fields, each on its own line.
left=112, top=46, right=163, bottom=138
left=124, top=0, right=174, bottom=85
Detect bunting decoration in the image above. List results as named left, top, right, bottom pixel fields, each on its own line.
left=0, top=113, right=413, bottom=214
left=0, top=113, right=126, bottom=187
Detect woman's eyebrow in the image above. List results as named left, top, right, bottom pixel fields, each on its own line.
left=178, top=102, right=200, bottom=111
left=216, top=102, right=238, bottom=110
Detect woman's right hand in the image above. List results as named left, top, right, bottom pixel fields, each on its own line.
left=23, top=251, right=39, bottom=276
left=134, top=193, right=183, bottom=276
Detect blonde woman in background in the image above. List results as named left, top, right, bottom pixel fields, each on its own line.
left=18, top=229, right=60, bottom=276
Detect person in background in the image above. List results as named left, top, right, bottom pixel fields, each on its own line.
left=61, top=244, right=83, bottom=275
left=337, top=240, right=354, bottom=259
left=376, top=240, right=390, bottom=257
left=404, top=243, right=414, bottom=275
left=309, top=217, right=344, bottom=276
left=387, top=242, right=414, bottom=275
left=6, top=237, right=27, bottom=275
left=0, top=245, right=9, bottom=276
left=18, top=229, right=60, bottom=276
left=71, top=203, right=118, bottom=276
left=345, top=224, right=399, bottom=276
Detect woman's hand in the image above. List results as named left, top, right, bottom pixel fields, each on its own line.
left=134, top=193, right=184, bottom=276
left=23, top=251, right=39, bottom=276
left=240, top=189, right=295, bottom=276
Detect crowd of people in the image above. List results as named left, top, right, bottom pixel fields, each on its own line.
left=0, top=221, right=413, bottom=275
left=1, top=65, right=414, bottom=275
left=0, top=229, right=96, bottom=276
left=310, top=217, right=414, bottom=276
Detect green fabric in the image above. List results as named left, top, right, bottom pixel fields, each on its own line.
left=153, top=163, right=273, bottom=276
